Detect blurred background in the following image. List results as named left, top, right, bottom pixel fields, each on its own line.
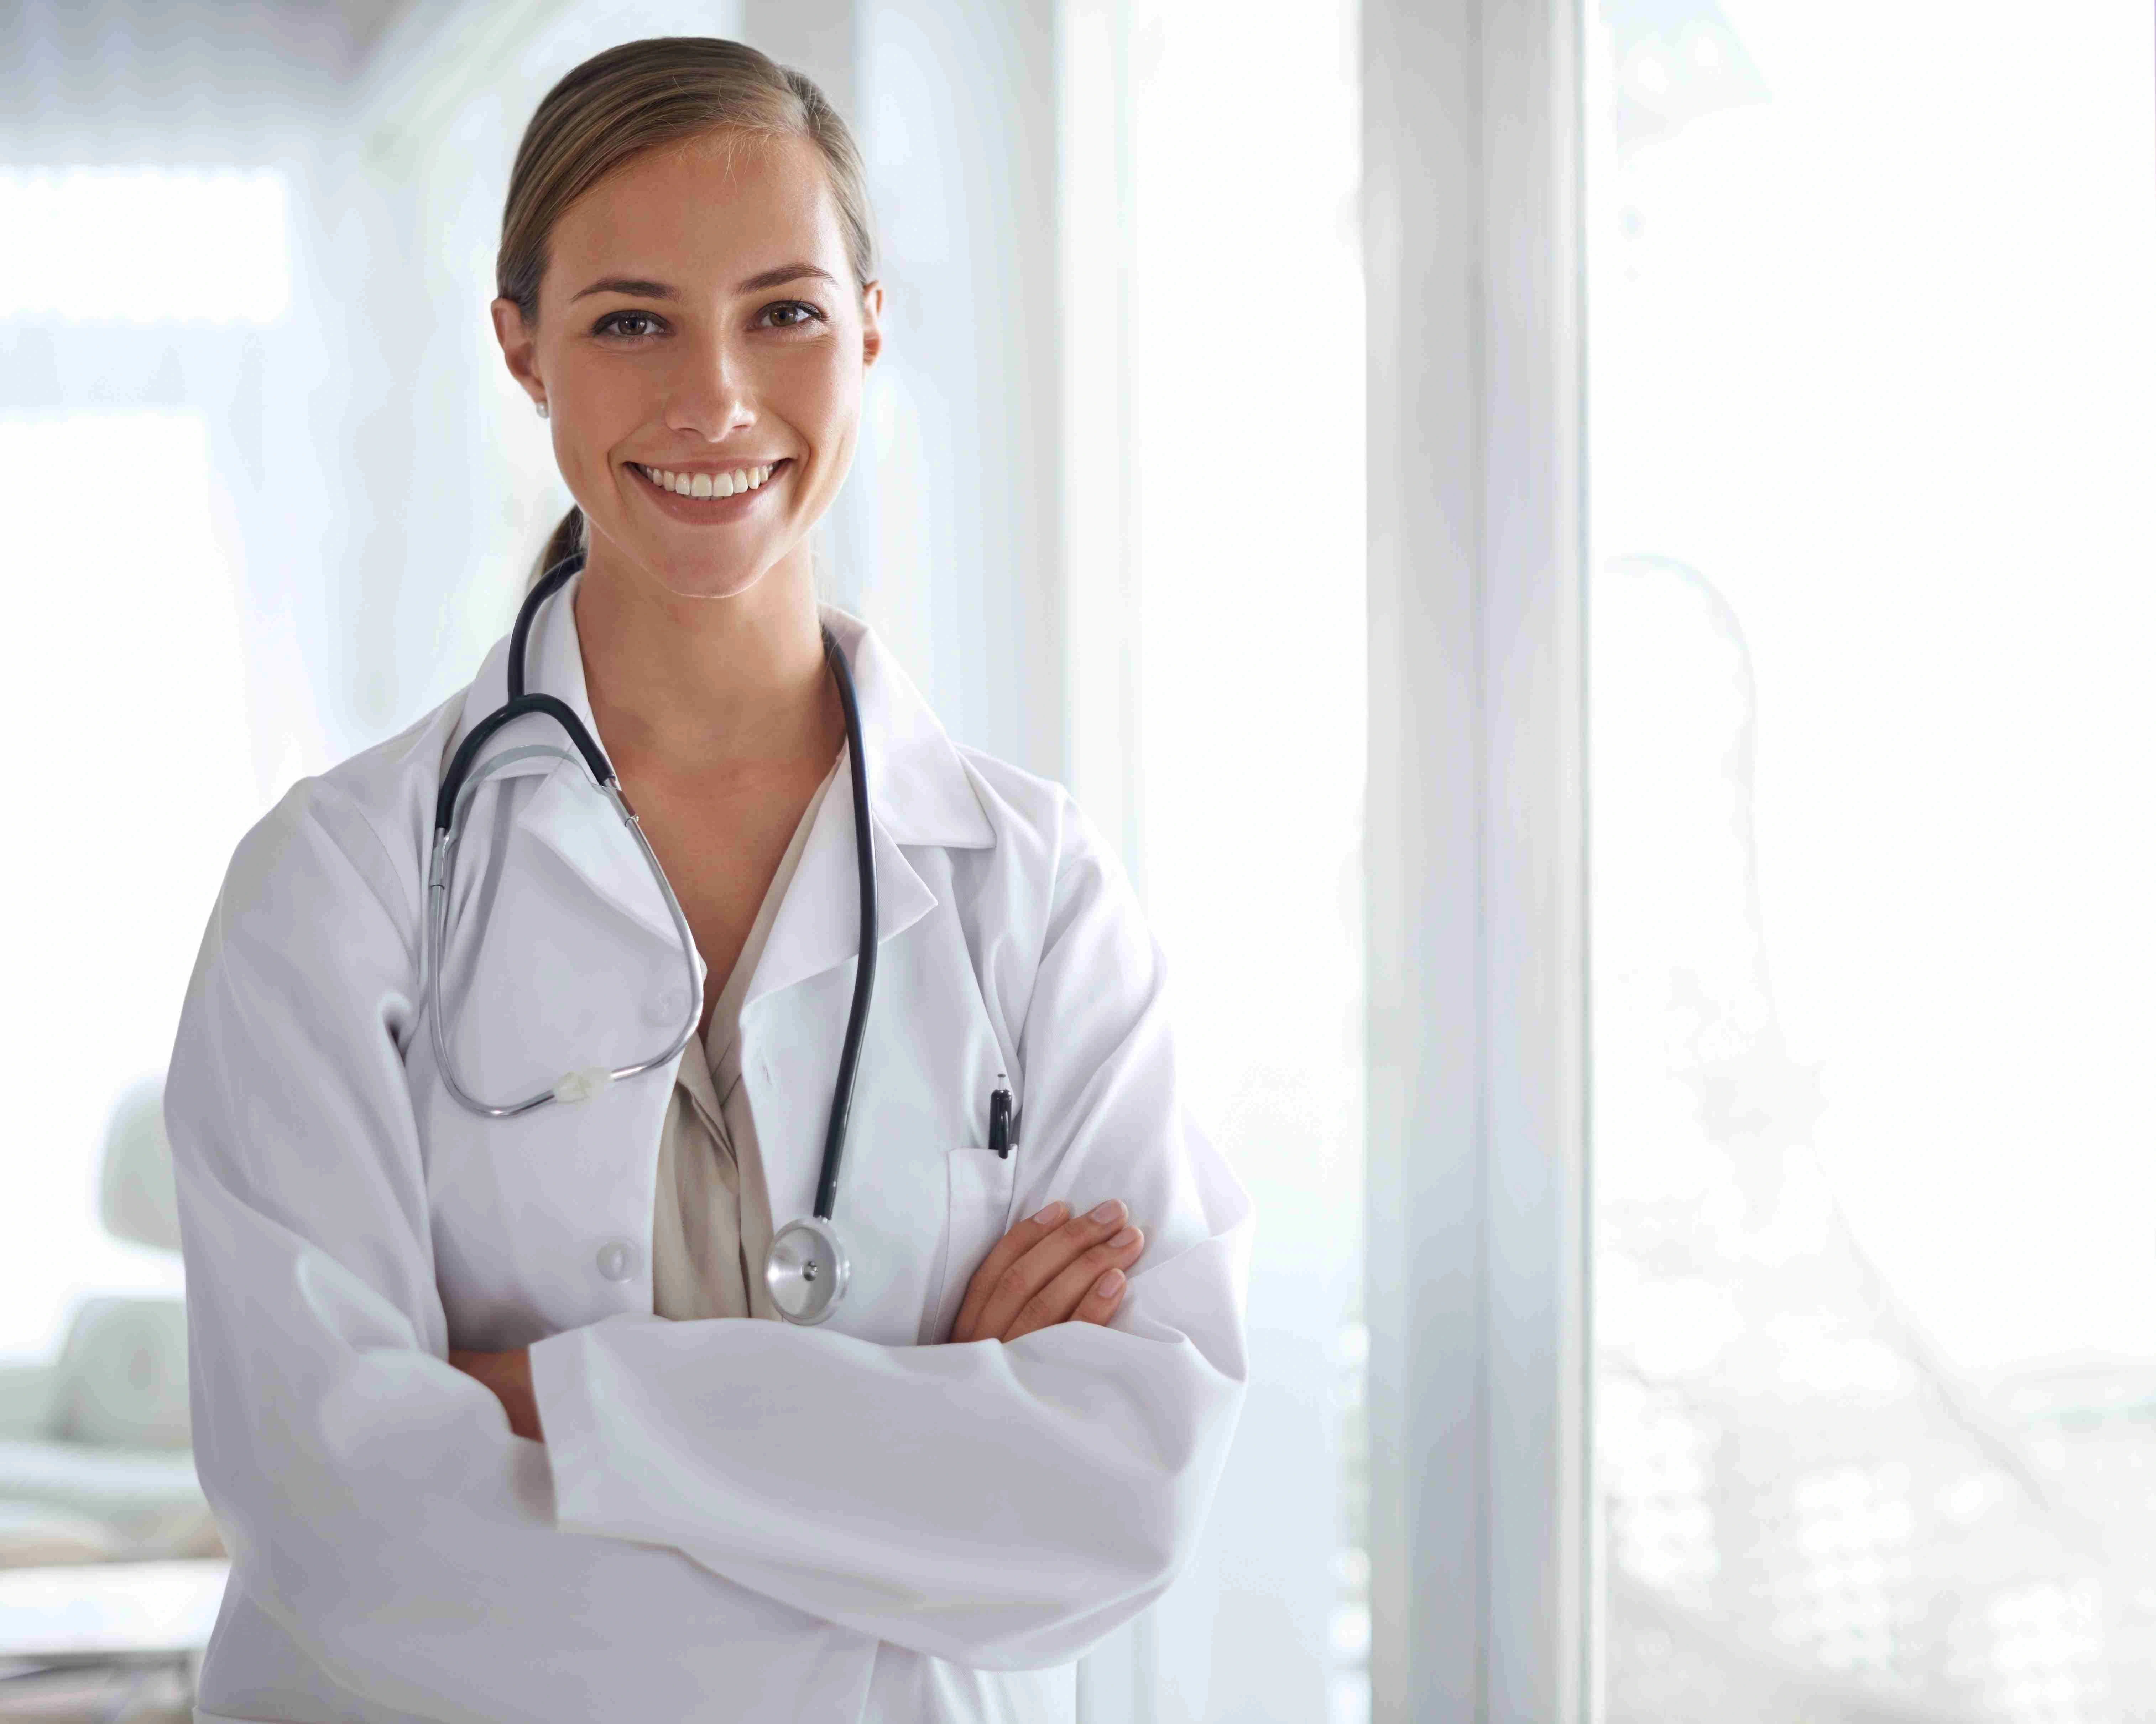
left=1, top=0, right=2152, bottom=1722
left=1587, top=5, right=2156, bottom=1722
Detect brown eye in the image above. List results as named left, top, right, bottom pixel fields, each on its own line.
left=761, top=301, right=826, bottom=329
left=594, top=310, right=663, bottom=338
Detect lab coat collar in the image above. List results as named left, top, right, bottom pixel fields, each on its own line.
left=444, top=571, right=994, bottom=981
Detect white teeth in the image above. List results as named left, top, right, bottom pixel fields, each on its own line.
left=641, top=462, right=781, bottom=497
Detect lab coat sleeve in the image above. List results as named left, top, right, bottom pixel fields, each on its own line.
left=527, top=792, right=1255, bottom=1671
left=166, top=784, right=873, bottom=1723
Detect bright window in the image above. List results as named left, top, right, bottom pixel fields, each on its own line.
left=0, top=168, right=289, bottom=324
left=1588, top=4, right=2156, bottom=1715
left=1061, top=0, right=1366, bottom=1715
left=0, top=413, right=260, bottom=1358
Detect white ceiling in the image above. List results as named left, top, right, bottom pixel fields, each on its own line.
left=0, top=0, right=435, bottom=162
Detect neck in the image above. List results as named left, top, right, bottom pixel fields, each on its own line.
left=570, top=541, right=841, bottom=781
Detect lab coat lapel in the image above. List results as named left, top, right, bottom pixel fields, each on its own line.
left=742, top=603, right=993, bottom=1009
left=513, top=763, right=686, bottom=950
left=737, top=745, right=935, bottom=1238
left=744, top=755, right=935, bottom=1009
left=735, top=606, right=1001, bottom=1326
left=445, top=572, right=684, bottom=950
left=821, top=608, right=996, bottom=852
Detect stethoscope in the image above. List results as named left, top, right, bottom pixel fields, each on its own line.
left=424, top=547, right=877, bottom=1326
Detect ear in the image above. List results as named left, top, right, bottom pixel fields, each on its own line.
left=858, top=280, right=884, bottom=369
left=491, top=297, right=547, bottom=410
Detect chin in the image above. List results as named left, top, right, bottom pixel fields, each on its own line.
left=642, top=545, right=783, bottom=604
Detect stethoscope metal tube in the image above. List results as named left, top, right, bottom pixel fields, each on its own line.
left=425, top=546, right=878, bottom=1323
left=425, top=778, right=705, bottom=1119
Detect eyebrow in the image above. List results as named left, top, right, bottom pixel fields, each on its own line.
left=570, top=263, right=840, bottom=303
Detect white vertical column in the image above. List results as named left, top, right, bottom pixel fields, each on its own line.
left=847, top=0, right=1066, bottom=778
left=1059, top=4, right=1154, bottom=1713
left=1363, top=0, right=1589, bottom=1719
left=1056, top=0, right=1143, bottom=882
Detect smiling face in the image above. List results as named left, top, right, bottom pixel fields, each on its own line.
left=492, top=129, right=882, bottom=605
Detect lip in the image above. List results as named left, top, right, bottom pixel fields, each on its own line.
left=628, top=457, right=792, bottom=522
left=633, top=458, right=792, bottom=475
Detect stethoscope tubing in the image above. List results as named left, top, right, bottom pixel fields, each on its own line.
left=425, top=545, right=878, bottom=1230
left=425, top=770, right=705, bottom=1119
left=817, top=629, right=878, bottom=1223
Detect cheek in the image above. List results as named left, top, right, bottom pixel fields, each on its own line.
left=571, top=358, right=654, bottom=432
left=794, top=362, right=863, bottom=472
left=548, top=356, right=638, bottom=471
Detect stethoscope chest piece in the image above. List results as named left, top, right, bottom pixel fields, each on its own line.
left=765, top=1215, right=851, bottom=1325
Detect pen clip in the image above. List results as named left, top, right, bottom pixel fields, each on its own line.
left=988, top=1077, right=1013, bottom=1160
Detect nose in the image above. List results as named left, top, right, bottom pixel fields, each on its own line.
left=665, top=328, right=755, bottom=441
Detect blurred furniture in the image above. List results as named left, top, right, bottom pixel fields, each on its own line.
left=0, top=1081, right=219, bottom=1571
left=0, top=1557, right=228, bottom=1713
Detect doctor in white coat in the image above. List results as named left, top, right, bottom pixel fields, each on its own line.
left=164, top=36, right=1252, bottom=1724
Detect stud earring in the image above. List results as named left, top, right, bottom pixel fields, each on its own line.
left=535, top=400, right=549, bottom=420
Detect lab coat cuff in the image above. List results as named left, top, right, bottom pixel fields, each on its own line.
left=528, top=1321, right=612, bottom=1530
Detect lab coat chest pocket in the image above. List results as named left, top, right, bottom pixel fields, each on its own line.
left=924, top=1145, right=1019, bottom=1345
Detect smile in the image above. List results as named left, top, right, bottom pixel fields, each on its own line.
left=631, top=460, right=787, bottom=499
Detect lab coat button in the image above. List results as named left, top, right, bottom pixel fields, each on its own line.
left=596, top=1239, right=639, bottom=1282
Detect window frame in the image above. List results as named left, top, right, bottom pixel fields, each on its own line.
left=1362, top=0, right=1592, bottom=1718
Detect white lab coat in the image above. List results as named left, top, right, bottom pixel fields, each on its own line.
left=164, top=584, right=1253, bottom=1724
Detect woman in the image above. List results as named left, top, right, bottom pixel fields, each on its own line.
left=165, top=36, right=1252, bottom=1724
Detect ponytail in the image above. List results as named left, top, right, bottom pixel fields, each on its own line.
left=529, top=505, right=585, bottom=591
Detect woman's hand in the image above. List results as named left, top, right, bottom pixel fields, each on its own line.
left=449, top=1347, right=544, bottom=1442
left=949, top=1199, right=1146, bottom=1344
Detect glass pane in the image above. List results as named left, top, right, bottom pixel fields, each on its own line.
left=0, top=412, right=260, bottom=1359
left=1586, top=5, right=2156, bottom=1718
left=1058, top=0, right=1366, bottom=1714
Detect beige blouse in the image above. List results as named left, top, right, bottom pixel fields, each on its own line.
left=650, top=757, right=840, bottom=1324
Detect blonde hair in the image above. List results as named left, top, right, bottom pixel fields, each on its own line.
left=498, top=37, right=877, bottom=587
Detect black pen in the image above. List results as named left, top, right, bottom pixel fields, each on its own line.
left=988, top=1077, right=1013, bottom=1159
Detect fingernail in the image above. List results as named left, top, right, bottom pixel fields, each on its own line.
left=1032, top=1201, right=1068, bottom=1226
left=1090, top=1199, right=1126, bottom=1224
left=1108, top=1225, right=1140, bottom=1250
left=1094, top=1269, right=1125, bottom=1298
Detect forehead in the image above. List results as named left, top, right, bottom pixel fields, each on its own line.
left=542, top=131, right=846, bottom=297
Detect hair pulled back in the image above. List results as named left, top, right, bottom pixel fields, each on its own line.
left=498, top=37, right=876, bottom=587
